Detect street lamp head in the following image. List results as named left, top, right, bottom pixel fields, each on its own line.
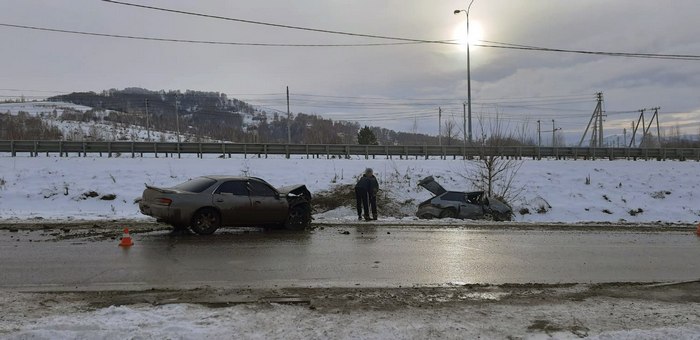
left=454, top=9, right=462, bottom=15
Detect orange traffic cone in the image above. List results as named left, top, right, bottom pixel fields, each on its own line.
left=119, top=228, right=134, bottom=247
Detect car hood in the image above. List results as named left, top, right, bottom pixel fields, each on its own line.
left=417, top=176, right=447, bottom=196
left=277, top=184, right=312, bottom=201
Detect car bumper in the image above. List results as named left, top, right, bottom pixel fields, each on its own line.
left=139, top=202, right=189, bottom=226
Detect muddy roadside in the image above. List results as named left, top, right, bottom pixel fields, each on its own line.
left=0, top=219, right=695, bottom=243
left=0, top=219, right=694, bottom=234
left=2, top=282, right=699, bottom=336
left=40, top=281, right=700, bottom=310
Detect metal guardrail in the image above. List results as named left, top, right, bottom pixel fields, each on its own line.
left=0, top=140, right=699, bottom=160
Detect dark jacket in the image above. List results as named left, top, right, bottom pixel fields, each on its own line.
left=367, top=175, right=379, bottom=195
left=355, top=175, right=372, bottom=192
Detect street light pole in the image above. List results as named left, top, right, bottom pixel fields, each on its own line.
left=454, top=0, right=475, bottom=145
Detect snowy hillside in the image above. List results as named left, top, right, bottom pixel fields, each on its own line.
left=0, top=101, right=226, bottom=142
left=0, top=155, right=698, bottom=224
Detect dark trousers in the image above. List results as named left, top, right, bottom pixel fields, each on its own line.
left=368, top=194, right=377, bottom=217
left=355, top=188, right=369, bottom=218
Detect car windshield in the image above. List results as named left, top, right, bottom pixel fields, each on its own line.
left=173, top=177, right=217, bottom=193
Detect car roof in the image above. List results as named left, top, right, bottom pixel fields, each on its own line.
left=440, top=190, right=485, bottom=195
left=199, top=175, right=266, bottom=182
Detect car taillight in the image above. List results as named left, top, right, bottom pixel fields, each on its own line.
left=157, top=198, right=172, bottom=206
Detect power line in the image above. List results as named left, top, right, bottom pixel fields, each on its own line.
left=101, top=0, right=450, bottom=44
left=100, top=0, right=700, bottom=61
left=0, top=23, right=433, bottom=47
left=479, top=40, right=700, bottom=61
left=4, top=21, right=700, bottom=62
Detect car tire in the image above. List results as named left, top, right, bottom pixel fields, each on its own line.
left=494, top=212, right=512, bottom=221
left=285, top=204, right=311, bottom=231
left=190, top=208, right=221, bottom=235
left=418, top=213, right=434, bottom=219
left=439, top=209, right=457, bottom=218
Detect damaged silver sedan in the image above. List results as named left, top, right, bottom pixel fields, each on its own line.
left=416, top=176, right=512, bottom=221
left=138, top=176, right=312, bottom=234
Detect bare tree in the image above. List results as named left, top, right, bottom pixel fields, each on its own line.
left=460, top=112, right=524, bottom=205
left=553, top=130, right=565, bottom=147
left=442, top=115, right=459, bottom=146
left=514, top=118, right=535, bottom=145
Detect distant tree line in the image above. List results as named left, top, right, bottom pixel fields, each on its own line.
left=10, top=87, right=692, bottom=147
left=45, top=88, right=446, bottom=145
left=0, top=111, right=62, bottom=140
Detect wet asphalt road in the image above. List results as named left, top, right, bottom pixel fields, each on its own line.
left=1, top=226, right=699, bottom=289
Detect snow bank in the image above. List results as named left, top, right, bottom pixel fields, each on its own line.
left=0, top=155, right=698, bottom=223
left=4, top=301, right=700, bottom=339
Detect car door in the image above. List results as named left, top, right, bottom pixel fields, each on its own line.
left=247, top=179, right=288, bottom=224
left=212, top=180, right=251, bottom=225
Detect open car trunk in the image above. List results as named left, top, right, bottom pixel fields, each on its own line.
left=417, top=176, right=447, bottom=196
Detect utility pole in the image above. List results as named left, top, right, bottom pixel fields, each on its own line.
left=175, top=94, right=181, bottom=159
left=462, top=102, right=467, bottom=146
left=629, top=120, right=638, bottom=147
left=578, top=92, right=605, bottom=147
left=552, top=119, right=555, bottom=146
left=175, top=95, right=181, bottom=144
left=286, top=86, right=291, bottom=144
left=623, top=128, right=627, bottom=147
left=655, top=108, right=661, bottom=147
left=550, top=119, right=562, bottom=146
left=438, top=107, right=442, bottom=146
left=597, top=92, right=604, bottom=147
left=145, top=98, right=150, bottom=142
left=630, top=109, right=645, bottom=148
left=640, top=107, right=661, bottom=147
left=537, top=120, right=541, bottom=147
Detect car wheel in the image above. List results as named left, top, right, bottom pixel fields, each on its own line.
left=418, top=213, right=434, bottom=219
left=495, top=212, right=512, bottom=221
left=483, top=212, right=495, bottom=221
left=439, top=209, right=457, bottom=218
left=285, top=204, right=310, bottom=231
left=190, top=208, right=221, bottom=235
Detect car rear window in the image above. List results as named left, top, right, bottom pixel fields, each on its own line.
left=173, top=177, right=217, bottom=193
left=441, top=192, right=466, bottom=202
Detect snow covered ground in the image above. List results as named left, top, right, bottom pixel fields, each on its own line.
left=2, top=155, right=699, bottom=339
left=0, top=154, right=698, bottom=223
left=2, top=289, right=699, bottom=339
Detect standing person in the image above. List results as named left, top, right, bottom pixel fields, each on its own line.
left=354, top=170, right=371, bottom=221
left=366, top=168, right=379, bottom=220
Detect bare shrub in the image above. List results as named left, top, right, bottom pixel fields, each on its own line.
left=459, top=113, right=524, bottom=204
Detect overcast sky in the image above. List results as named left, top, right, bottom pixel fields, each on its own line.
left=2, top=0, right=700, bottom=144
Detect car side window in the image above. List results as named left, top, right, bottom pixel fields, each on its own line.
left=247, top=180, right=277, bottom=197
left=441, top=192, right=466, bottom=202
left=216, top=181, right=248, bottom=195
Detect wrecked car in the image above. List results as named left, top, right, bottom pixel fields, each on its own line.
left=138, top=176, right=312, bottom=234
left=416, top=176, right=512, bottom=221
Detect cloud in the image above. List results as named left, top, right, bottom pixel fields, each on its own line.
left=1, top=0, right=699, bottom=141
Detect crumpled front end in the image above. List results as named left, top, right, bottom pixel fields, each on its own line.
left=277, top=184, right=312, bottom=202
